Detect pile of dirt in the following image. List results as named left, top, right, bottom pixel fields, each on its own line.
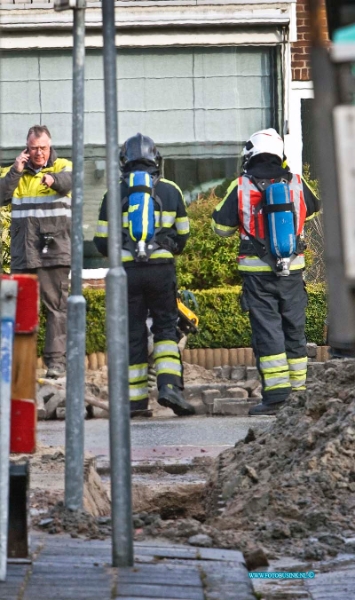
left=200, top=358, right=355, bottom=560
left=32, top=501, right=111, bottom=539
left=182, top=362, right=220, bottom=384
left=138, top=359, right=355, bottom=560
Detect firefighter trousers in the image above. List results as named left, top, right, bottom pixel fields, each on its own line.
left=125, top=263, right=183, bottom=411
left=241, top=272, right=308, bottom=405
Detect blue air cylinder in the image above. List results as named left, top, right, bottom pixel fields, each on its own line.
left=265, top=182, right=296, bottom=259
left=128, top=171, right=155, bottom=243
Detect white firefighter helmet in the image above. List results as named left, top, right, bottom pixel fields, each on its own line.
left=242, top=128, right=284, bottom=167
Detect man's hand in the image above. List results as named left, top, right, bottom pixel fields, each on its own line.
left=14, top=149, right=30, bottom=173
left=41, top=174, right=55, bottom=188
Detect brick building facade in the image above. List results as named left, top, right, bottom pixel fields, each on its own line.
left=292, top=0, right=329, bottom=81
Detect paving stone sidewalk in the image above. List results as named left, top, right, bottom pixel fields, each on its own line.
left=0, top=532, right=255, bottom=600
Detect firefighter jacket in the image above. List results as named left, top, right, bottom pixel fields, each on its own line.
left=212, top=162, right=320, bottom=274
left=94, top=173, right=190, bottom=264
left=0, top=149, right=72, bottom=270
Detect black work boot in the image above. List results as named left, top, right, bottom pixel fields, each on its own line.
left=130, top=399, right=153, bottom=419
left=248, top=401, right=285, bottom=416
left=158, top=384, right=195, bottom=417
left=130, top=409, right=153, bottom=419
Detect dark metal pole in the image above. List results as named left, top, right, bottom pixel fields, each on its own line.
left=307, top=0, right=355, bottom=351
left=101, top=0, right=133, bottom=567
left=65, top=0, right=87, bottom=510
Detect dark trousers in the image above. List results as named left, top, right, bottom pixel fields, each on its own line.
left=241, top=272, right=308, bottom=404
left=126, top=263, right=183, bottom=409
left=12, top=266, right=70, bottom=367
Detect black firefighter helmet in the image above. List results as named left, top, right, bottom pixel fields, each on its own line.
left=119, top=132, right=161, bottom=170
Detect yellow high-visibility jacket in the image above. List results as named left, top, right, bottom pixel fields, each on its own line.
left=0, top=149, right=72, bottom=270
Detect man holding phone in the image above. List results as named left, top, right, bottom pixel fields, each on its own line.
left=0, top=125, right=72, bottom=378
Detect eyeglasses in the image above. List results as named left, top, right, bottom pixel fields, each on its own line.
left=28, top=146, right=50, bottom=153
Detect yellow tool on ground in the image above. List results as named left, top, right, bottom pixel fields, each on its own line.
left=177, top=291, right=199, bottom=335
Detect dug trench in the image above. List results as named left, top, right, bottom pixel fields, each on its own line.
left=29, top=358, right=355, bottom=579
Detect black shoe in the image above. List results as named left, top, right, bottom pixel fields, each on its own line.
left=248, top=401, right=285, bottom=416
left=130, top=409, right=153, bottom=419
left=130, top=399, right=151, bottom=418
left=46, top=364, right=66, bottom=379
left=158, top=385, right=195, bottom=417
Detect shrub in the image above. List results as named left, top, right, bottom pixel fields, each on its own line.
left=187, top=283, right=327, bottom=348
left=37, top=283, right=327, bottom=355
left=0, top=205, right=11, bottom=273
left=176, top=192, right=241, bottom=289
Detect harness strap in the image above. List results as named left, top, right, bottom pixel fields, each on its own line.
left=127, top=185, right=153, bottom=195
left=264, top=203, right=295, bottom=215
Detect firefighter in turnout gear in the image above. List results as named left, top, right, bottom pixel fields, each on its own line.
left=212, top=129, right=320, bottom=415
left=94, top=133, right=195, bottom=418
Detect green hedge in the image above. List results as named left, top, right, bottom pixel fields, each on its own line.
left=186, top=283, right=327, bottom=348
left=37, top=283, right=327, bottom=355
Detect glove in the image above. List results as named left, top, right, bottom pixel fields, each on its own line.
left=147, top=365, right=157, bottom=391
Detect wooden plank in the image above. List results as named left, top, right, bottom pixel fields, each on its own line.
left=0, top=565, right=29, bottom=600
left=116, top=583, right=204, bottom=599
left=11, top=334, right=37, bottom=400
left=117, top=570, right=201, bottom=586
left=134, top=544, right=245, bottom=563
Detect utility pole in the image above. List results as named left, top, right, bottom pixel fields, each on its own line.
left=307, top=0, right=355, bottom=355
left=54, top=0, right=87, bottom=510
left=101, top=0, right=134, bottom=568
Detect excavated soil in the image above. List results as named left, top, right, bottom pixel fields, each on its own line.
left=32, top=358, right=355, bottom=563
left=85, top=361, right=221, bottom=388
left=151, top=358, right=355, bottom=560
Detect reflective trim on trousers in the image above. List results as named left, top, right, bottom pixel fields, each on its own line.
left=260, top=353, right=289, bottom=371
left=289, top=370, right=307, bottom=387
left=260, top=353, right=290, bottom=390
left=154, top=340, right=180, bottom=359
left=288, top=356, right=307, bottom=388
left=129, top=382, right=148, bottom=401
left=288, top=357, right=308, bottom=370
left=155, top=358, right=182, bottom=377
left=96, top=221, right=108, bottom=236
left=129, top=363, right=148, bottom=383
left=264, top=381, right=292, bottom=392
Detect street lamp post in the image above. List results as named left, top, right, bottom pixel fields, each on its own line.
left=101, top=0, right=134, bottom=568
left=55, top=0, right=87, bottom=510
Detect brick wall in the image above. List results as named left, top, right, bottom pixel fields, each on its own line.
left=292, top=0, right=329, bottom=81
